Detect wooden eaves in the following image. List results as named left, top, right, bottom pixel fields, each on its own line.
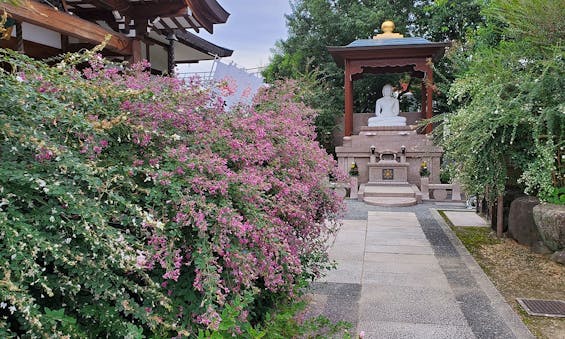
left=1, top=1, right=133, bottom=55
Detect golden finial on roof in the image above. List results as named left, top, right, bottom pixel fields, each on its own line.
left=373, top=20, right=404, bottom=39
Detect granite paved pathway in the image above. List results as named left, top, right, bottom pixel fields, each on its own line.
left=307, top=201, right=533, bottom=339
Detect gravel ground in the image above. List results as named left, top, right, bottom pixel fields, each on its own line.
left=474, top=238, right=565, bottom=339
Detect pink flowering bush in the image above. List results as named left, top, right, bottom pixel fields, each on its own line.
left=0, top=48, right=343, bottom=337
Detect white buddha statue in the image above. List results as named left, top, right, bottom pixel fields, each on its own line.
left=368, top=84, right=406, bottom=127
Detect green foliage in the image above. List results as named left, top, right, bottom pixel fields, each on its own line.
left=419, top=162, right=430, bottom=177
left=439, top=167, right=451, bottom=184
left=348, top=162, right=358, bottom=177
left=484, top=0, right=564, bottom=49
left=0, top=0, right=25, bottom=5
left=544, top=187, right=565, bottom=206
left=197, top=287, right=352, bottom=338
left=255, top=301, right=351, bottom=339
left=435, top=0, right=564, bottom=202
left=415, top=1, right=487, bottom=115
left=415, top=0, right=484, bottom=42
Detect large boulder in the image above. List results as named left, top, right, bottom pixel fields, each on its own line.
left=550, top=250, right=565, bottom=265
left=508, top=196, right=540, bottom=247
left=533, top=203, right=565, bottom=251
left=490, top=189, right=524, bottom=233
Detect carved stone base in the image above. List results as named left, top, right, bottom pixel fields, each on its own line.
left=368, top=161, right=409, bottom=184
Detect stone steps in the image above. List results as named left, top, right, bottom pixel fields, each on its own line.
left=362, top=185, right=415, bottom=198
left=359, top=184, right=421, bottom=207
left=363, top=197, right=418, bottom=207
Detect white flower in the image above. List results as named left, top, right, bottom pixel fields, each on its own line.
left=8, top=306, right=16, bottom=314
left=0, top=302, right=7, bottom=308
left=136, top=252, right=147, bottom=268
left=49, top=216, right=55, bottom=223
left=64, top=238, right=71, bottom=244
left=155, top=221, right=164, bottom=230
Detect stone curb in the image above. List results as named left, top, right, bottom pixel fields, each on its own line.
left=430, top=209, right=534, bottom=339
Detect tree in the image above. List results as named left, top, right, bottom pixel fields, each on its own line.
left=436, top=0, right=565, bottom=203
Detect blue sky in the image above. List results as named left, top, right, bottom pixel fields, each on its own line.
left=180, top=0, right=292, bottom=74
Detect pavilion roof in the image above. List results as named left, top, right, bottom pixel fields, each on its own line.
left=2, top=0, right=232, bottom=62
left=63, top=0, right=229, bottom=34
left=173, top=29, right=232, bottom=60
left=328, top=37, right=450, bottom=67
left=347, top=37, right=432, bottom=47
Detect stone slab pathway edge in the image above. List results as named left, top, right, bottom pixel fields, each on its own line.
left=429, top=209, right=533, bottom=338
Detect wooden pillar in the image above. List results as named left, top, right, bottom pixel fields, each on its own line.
left=424, top=69, right=433, bottom=134
left=60, top=35, right=69, bottom=53
left=344, top=60, right=353, bottom=137
left=421, top=81, right=427, bottom=121
left=127, top=38, right=142, bottom=65
left=496, top=194, right=504, bottom=238
left=145, top=43, right=151, bottom=64
left=15, top=21, right=24, bottom=53
left=167, top=40, right=175, bottom=76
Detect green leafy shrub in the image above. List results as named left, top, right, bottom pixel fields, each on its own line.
left=544, top=187, right=565, bottom=205
left=348, top=162, right=359, bottom=177
left=419, top=162, right=430, bottom=177
left=434, top=0, right=564, bottom=202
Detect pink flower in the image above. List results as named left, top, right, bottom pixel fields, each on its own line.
left=35, top=148, right=55, bottom=162
left=218, top=76, right=237, bottom=96
left=135, top=252, right=147, bottom=268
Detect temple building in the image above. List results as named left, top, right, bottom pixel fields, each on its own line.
left=1, top=0, right=232, bottom=74
left=328, top=21, right=453, bottom=206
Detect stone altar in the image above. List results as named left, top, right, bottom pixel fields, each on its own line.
left=367, top=150, right=409, bottom=184
left=336, top=125, right=442, bottom=187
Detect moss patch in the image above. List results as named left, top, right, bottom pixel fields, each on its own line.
left=452, top=226, right=502, bottom=256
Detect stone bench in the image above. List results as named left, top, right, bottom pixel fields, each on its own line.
left=420, top=179, right=462, bottom=201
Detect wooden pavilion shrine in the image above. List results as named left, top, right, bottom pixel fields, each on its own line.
left=327, top=21, right=451, bottom=206
left=328, top=20, right=450, bottom=136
